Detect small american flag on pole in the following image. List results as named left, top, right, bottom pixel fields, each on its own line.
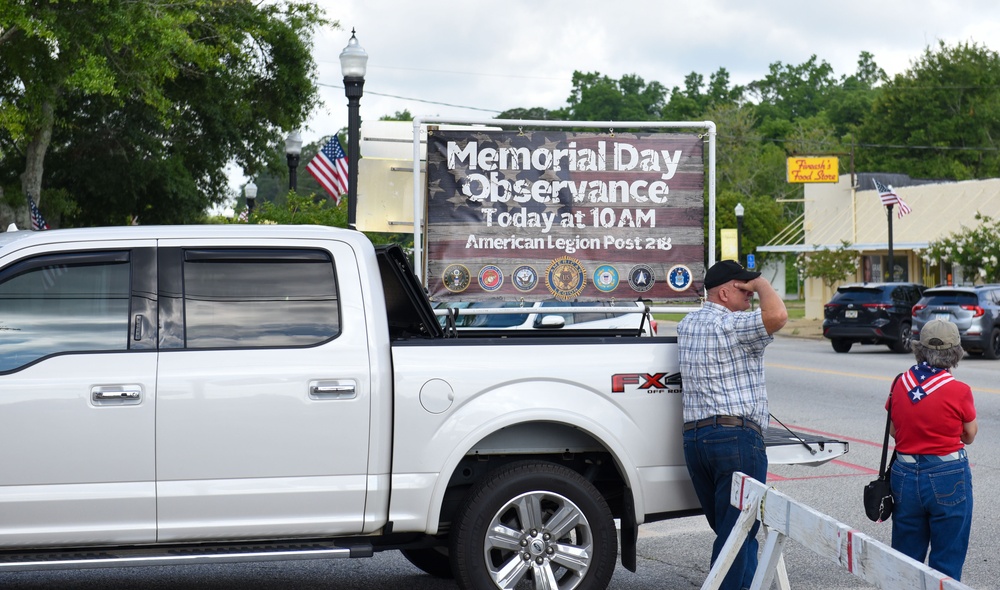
left=29, top=197, right=50, bottom=230
left=306, top=135, right=349, bottom=204
left=872, top=178, right=912, bottom=218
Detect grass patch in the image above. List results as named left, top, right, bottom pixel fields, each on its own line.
left=653, top=299, right=805, bottom=322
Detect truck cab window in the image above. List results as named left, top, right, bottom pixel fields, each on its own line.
left=0, top=253, right=130, bottom=372
left=181, top=249, right=340, bottom=349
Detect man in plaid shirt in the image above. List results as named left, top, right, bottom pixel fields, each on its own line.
left=677, top=260, right=788, bottom=590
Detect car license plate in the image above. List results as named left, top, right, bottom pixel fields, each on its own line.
left=845, top=310, right=858, bottom=319
left=935, top=313, right=950, bottom=322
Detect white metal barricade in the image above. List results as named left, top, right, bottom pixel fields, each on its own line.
left=703, top=472, right=973, bottom=590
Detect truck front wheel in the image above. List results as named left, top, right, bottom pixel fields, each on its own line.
left=450, top=461, right=616, bottom=590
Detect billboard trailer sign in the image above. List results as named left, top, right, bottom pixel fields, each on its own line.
left=424, top=129, right=707, bottom=302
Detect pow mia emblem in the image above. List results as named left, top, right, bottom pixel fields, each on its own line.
left=593, top=264, right=620, bottom=293
left=442, top=264, right=471, bottom=293
left=512, top=265, right=538, bottom=292
left=628, top=264, right=655, bottom=293
left=478, top=265, right=504, bottom=292
left=545, top=257, right=587, bottom=300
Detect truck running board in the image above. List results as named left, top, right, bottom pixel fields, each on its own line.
left=0, top=539, right=374, bottom=572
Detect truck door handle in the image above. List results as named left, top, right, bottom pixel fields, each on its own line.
left=91, top=386, right=143, bottom=405
left=309, top=381, right=357, bottom=400
left=94, top=390, right=141, bottom=399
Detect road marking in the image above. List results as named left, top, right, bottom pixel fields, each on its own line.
left=766, top=362, right=1000, bottom=395
left=769, top=459, right=879, bottom=482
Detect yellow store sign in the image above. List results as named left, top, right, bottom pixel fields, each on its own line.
left=786, top=157, right=839, bottom=183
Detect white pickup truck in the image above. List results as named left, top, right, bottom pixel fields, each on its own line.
left=0, top=225, right=845, bottom=589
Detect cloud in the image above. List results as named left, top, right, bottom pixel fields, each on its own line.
left=227, top=0, right=997, bottom=191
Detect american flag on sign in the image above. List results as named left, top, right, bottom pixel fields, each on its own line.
left=306, top=135, right=349, bottom=204
left=29, top=197, right=49, bottom=230
left=872, top=178, right=912, bottom=218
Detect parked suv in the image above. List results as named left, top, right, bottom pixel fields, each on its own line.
left=822, top=282, right=926, bottom=353
left=911, top=285, right=1000, bottom=359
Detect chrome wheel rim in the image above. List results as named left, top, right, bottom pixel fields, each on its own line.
left=483, top=490, right=592, bottom=590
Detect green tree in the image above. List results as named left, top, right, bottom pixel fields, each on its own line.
left=709, top=103, right=798, bottom=204
left=796, top=241, right=860, bottom=289
left=716, top=190, right=785, bottom=260
left=380, top=109, right=414, bottom=122
left=564, top=71, right=667, bottom=122
left=662, top=67, right=743, bottom=121
left=748, top=55, right=839, bottom=123
left=250, top=191, right=346, bottom=226
left=0, top=0, right=326, bottom=227
left=227, top=191, right=412, bottom=252
left=855, top=41, right=1000, bottom=179
left=826, top=51, right=886, bottom=139
left=495, top=106, right=568, bottom=121
left=919, top=212, right=1000, bottom=282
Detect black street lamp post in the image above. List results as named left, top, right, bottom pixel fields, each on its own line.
left=734, top=202, right=745, bottom=267
left=340, top=29, right=367, bottom=230
left=285, top=130, right=302, bottom=192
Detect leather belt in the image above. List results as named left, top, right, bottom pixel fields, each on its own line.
left=683, top=415, right=762, bottom=436
left=896, top=449, right=967, bottom=464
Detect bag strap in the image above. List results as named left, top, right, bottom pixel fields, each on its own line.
left=879, top=373, right=903, bottom=476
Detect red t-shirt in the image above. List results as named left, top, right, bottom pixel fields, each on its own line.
left=886, top=369, right=976, bottom=455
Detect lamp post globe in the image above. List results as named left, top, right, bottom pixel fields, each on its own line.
left=340, top=29, right=367, bottom=230
left=285, top=130, right=303, bottom=192
left=244, top=180, right=258, bottom=215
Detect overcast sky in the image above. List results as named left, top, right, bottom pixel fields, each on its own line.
left=307, top=0, right=999, bottom=140
left=223, top=0, right=1000, bottom=199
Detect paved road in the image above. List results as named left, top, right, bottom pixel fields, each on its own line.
left=2, top=333, right=997, bottom=589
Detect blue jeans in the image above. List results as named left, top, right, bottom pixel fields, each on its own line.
left=890, top=456, right=973, bottom=581
left=683, top=424, right=768, bottom=590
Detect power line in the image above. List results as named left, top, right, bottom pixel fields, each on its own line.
left=856, top=142, right=1000, bottom=151
left=316, top=60, right=567, bottom=82
left=318, top=82, right=502, bottom=113
left=757, top=136, right=1000, bottom=152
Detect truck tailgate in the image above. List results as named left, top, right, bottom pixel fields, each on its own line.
left=765, top=428, right=848, bottom=466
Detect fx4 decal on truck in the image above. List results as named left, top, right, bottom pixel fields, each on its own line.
left=611, top=372, right=682, bottom=394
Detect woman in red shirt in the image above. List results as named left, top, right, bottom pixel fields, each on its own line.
left=888, top=319, right=978, bottom=581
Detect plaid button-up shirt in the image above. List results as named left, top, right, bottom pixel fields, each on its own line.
left=677, top=301, right=773, bottom=430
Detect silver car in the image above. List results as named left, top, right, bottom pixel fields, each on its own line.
left=434, top=300, right=657, bottom=335
left=911, top=285, right=1000, bottom=359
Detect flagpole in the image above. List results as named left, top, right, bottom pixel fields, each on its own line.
left=886, top=203, right=894, bottom=281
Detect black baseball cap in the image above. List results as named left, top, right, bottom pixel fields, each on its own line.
left=703, top=260, right=761, bottom=290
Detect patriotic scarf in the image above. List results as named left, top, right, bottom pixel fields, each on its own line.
left=899, top=362, right=954, bottom=403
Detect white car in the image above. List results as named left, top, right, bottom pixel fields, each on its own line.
left=435, top=299, right=657, bottom=335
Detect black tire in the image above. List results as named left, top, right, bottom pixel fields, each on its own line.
left=831, top=339, right=852, bottom=353
left=401, top=547, right=454, bottom=578
left=890, top=322, right=912, bottom=353
left=450, top=461, right=616, bottom=590
left=984, top=327, right=1000, bottom=360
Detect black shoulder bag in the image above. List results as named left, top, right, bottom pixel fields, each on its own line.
left=863, top=374, right=901, bottom=522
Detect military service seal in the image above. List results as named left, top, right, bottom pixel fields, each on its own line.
left=545, top=257, right=587, bottom=300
